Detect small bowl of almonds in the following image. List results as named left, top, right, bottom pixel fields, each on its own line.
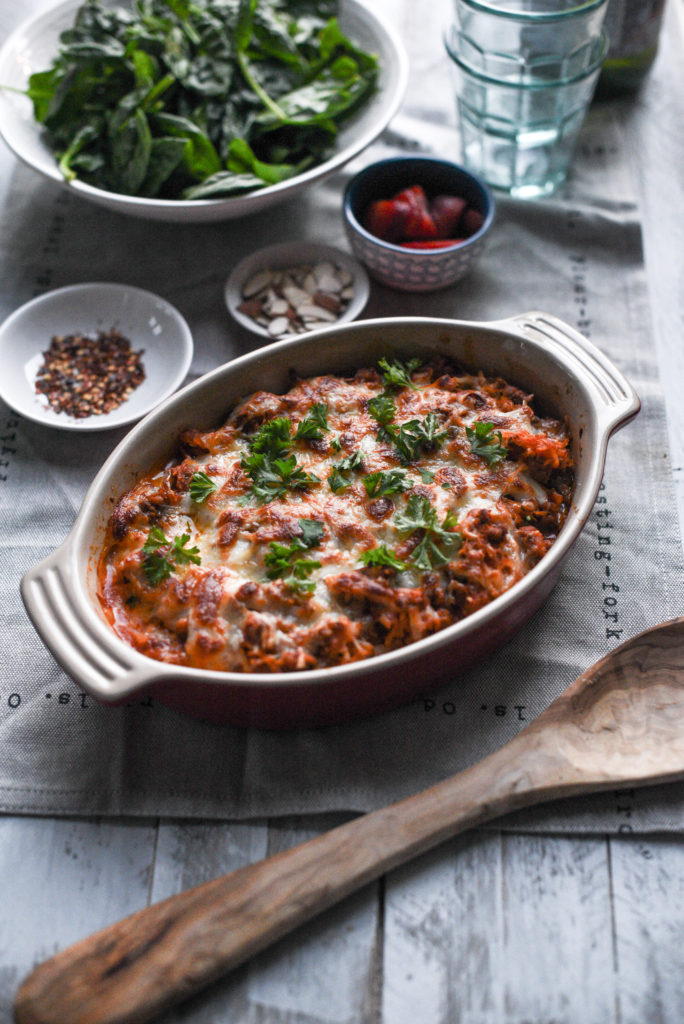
left=225, top=241, right=370, bottom=340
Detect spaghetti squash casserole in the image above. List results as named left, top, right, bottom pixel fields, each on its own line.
left=98, top=356, right=574, bottom=673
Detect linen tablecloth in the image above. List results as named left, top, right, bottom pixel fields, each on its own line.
left=1, top=87, right=683, bottom=833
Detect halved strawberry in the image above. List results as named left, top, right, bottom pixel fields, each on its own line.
left=364, top=198, right=412, bottom=243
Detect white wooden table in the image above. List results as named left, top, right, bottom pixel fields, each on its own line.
left=1, top=1, right=683, bottom=1022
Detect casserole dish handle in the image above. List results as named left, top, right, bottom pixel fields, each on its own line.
left=21, top=540, right=155, bottom=703
left=508, top=311, right=641, bottom=432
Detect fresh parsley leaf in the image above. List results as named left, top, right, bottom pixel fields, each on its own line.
left=466, top=421, right=508, bottom=466
left=142, top=527, right=168, bottom=553
left=264, top=517, right=324, bottom=593
left=276, top=456, right=320, bottom=492
left=242, top=419, right=320, bottom=503
left=419, top=468, right=436, bottom=483
left=389, top=412, right=448, bottom=464
left=394, top=494, right=461, bottom=571
left=367, top=391, right=396, bottom=429
left=249, top=417, right=293, bottom=457
left=243, top=451, right=320, bottom=503
left=142, top=549, right=174, bottom=585
left=264, top=542, right=298, bottom=578
left=170, top=533, right=202, bottom=566
left=328, top=450, right=364, bottom=493
left=294, top=403, right=329, bottom=441
left=378, top=357, right=422, bottom=391
left=362, top=468, right=409, bottom=497
left=142, top=527, right=201, bottom=584
left=358, top=544, right=407, bottom=571
left=282, top=558, right=322, bottom=594
left=297, top=517, right=325, bottom=548
left=189, top=471, right=217, bottom=503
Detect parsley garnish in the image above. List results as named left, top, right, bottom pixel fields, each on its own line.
left=394, top=494, right=461, bottom=571
left=264, top=517, right=324, bottom=594
left=241, top=417, right=320, bottom=503
left=170, top=534, right=202, bottom=566
left=378, top=357, right=423, bottom=391
left=466, top=422, right=508, bottom=466
left=294, top=403, right=329, bottom=441
left=363, top=468, right=409, bottom=497
left=358, top=544, right=407, bottom=571
left=189, top=471, right=217, bottom=503
left=250, top=417, right=293, bottom=456
left=367, top=391, right=397, bottom=431
left=242, top=452, right=319, bottom=503
left=388, top=412, right=448, bottom=464
left=142, top=528, right=201, bottom=585
left=368, top=386, right=447, bottom=464
left=328, top=450, right=364, bottom=493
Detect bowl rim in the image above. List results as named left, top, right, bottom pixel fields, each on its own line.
left=20, top=313, right=640, bottom=702
left=343, top=156, right=495, bottom=255
left=224, top=241, right=371, bottom=339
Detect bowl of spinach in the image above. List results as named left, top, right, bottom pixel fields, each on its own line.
left=0, top=0, right=407, bottom=222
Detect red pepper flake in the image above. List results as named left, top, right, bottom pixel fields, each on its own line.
left=34, top=329, right=146, bottom=419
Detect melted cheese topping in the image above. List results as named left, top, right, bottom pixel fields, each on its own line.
left=97, top=359, right=574, bottom=673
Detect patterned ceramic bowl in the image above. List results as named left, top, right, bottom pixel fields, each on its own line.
left=342, top=156, right=495, bottom=292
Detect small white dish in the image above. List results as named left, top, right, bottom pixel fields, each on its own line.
left=0, top=0, right=407, bottom=223
left=225, top=241, right=371, bottom=340
left=0, top=282, right=193, bottom=431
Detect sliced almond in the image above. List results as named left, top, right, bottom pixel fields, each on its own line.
left=242, top=270, right=273, bottom=297
left=267, top=316, right=291, bottom=336
left=298, top=303, right=338, bottom=322
left=313, top=290, right=342, bottom=313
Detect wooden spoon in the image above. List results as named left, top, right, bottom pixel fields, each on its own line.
left=14, top=616, right=684, bottom=1024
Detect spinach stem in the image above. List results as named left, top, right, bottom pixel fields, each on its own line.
left=237, top=51, right=287, bottom=121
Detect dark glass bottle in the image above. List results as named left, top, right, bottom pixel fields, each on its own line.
left=598, top=0, right=666, bottom=94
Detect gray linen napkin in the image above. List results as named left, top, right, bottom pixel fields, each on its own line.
left=1, top=103, right=683, bottom=833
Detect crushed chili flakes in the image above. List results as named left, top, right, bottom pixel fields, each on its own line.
left=34, top=329, right=146, bottom=419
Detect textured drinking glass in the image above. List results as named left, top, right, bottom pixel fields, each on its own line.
left=452, top=0, right=609, bottom=80
left=445, top=30, right=608, bottom=198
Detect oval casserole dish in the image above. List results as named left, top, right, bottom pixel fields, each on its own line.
left=21, top=314, right=640, bottom=728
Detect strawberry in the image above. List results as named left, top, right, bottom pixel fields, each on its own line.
left=364, top=198, right=412, bottom=243
left=400, top=239, right=465, bottom=249
left=429, top=195, right=467, bottom=238
left=461, top=207, right=485, bottom=237
left=393, top=185, right=438, bottom=240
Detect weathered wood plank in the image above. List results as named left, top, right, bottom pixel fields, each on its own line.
left=499, top=833, right=616, bottom=1024
left=610, top=835, right=684, bottom=1024
left=0, top=816, right=157, bottom=1017
left=381, top=830, right=617, bottom=1024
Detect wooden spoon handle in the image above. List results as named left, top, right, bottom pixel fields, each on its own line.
left=15, top=736, right=561, bottom=1024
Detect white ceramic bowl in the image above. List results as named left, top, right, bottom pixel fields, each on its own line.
left=21, top=313, right=640, bottom=727
left=225, top=241, right=370, bottom=340
left=0, top=0, right=408, bottom=223
left=0, top=281, right=193, bottom=431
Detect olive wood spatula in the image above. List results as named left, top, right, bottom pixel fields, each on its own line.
left=14, top=615, right=684, bottom=1024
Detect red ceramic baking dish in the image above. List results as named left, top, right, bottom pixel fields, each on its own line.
left=21, top=314, right=639, bottom=728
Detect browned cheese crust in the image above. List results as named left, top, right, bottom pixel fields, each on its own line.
left=97, top=356, right=574, bottom=673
